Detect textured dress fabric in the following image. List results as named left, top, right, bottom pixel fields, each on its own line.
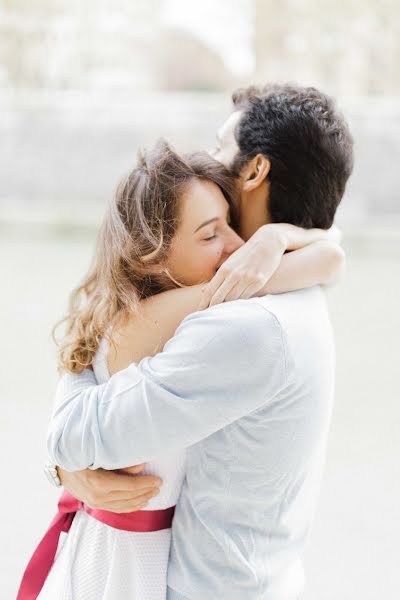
left=38, top=337, right=186, bottom=600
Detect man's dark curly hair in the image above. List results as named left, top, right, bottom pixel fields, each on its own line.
left=231, top=83, right=354, bottom=229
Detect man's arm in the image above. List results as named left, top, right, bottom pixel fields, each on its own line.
left=48, top=302, right=289, bottom=471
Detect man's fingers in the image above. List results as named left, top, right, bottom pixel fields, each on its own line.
left=86, top=487, right=156, bottom=506
left=99, top=471, right=162, bottom=494
left=126, top=463, right=146, bottom=474
left=97, top=490, right=159, bottom=513
left=116, top=464, right=146, bottom=475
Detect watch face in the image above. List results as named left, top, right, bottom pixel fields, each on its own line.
left=44, top=463, right=61, bottom=487
left=44, top=466, right=55, bottom=485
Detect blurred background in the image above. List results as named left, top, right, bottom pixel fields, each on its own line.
left=1, top=1, right=399, bottom=598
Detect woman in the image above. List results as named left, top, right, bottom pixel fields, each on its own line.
left=19, top=140, right=343, bottom=600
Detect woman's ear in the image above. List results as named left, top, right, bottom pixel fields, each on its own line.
left=242, top=155, right=271, bottom=192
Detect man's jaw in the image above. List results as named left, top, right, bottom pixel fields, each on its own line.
left=238, top=183, right=272, bottom=241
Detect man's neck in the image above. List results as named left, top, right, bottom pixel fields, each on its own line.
left=238, top=182, right=271, bottom=241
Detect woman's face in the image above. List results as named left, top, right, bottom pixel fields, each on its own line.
left=163, top=178, right=244, bottom=286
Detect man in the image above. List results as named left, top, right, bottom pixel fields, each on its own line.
left=47, top=84, right=353, bottom=599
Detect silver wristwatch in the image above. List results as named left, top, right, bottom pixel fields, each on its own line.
left=44, top=461, right=62, bottom=488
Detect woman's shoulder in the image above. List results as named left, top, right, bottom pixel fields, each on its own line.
left=107, top=286, right=206, bottom=374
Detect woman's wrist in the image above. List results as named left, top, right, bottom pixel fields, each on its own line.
left=261, top=223, right=339, bottom=251
left=254, top=223, right=288, bottom=253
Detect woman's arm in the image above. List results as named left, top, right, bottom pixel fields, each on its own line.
left=205, top=222, right=343, bottom=305
left=107, top=285, right=205, bottom=374
left=271, top=223, right=342, bottom=251
left=260, top=240, right=345, bottom=295
left=108, top=226, right=344, bottom=373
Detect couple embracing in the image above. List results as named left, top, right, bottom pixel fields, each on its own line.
left=18, top=83, right=353, bottom=600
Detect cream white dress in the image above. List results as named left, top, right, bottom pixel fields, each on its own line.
left=38, top=338, right=186, bottom=600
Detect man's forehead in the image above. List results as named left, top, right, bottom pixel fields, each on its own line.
left=218, top=110, right=242, bottom=141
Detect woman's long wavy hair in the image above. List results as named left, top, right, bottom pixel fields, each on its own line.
left=54, top=140, right=239, bottom=374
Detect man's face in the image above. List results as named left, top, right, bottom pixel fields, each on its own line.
left=209, top=110, right=242, bottom=169
left=209, top=108, right=272, bottom=239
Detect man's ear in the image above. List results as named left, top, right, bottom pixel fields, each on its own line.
left=242, top=155, right=271, bottom=192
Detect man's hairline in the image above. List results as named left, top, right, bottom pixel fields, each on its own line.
left=230, top=105, right=264, bottom=168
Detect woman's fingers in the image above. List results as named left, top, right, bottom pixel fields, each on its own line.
left=208, top=276, right=238, bottom=305
left=209, top=270, right=270, bottom=304
left=223, top=280, right=252, bottom=302
left=238, top=282, right=264, bottom=300
left=204, top=269, right=227, bottom=305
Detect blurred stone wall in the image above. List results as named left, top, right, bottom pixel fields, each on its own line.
left=255, top=0, right=400, bottom=96
left=0, top=1, right=233, bottom=93
left=1, top=1, right=399, bottom=228
left=0, top=1, right=162, bottom=90
left=0, top=91, right=399, bottom=228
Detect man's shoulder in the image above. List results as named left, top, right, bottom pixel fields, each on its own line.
left=180, top=287, right=328, bottom=340
left=255, top=287, right=333, bottom=355
left=169, top=299, right=289, bottom=385
left=179, top=298, right=285, bottom=352
left=257, top=286, right=325, bottom=308
left=255, top=287, right=329, bottom=325
left=203, top=297, right=282, bottom=329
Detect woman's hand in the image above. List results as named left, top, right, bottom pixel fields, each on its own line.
left=204, top=223, right=342, bottom=306
left=204, top=224, right=287, bottom=306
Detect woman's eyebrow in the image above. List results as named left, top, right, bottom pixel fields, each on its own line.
left=194, top=207, right=230, bottom=233
left=194, top=217, right=220, bottom=233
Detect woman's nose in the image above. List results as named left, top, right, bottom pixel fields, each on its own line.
left=224, top=229, right=245, bottom=255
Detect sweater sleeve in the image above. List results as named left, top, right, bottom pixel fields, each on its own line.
left=47, top=301, right=289, bottom=471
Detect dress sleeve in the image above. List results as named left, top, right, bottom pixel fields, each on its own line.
left=47, top=301, right=290, bottom=471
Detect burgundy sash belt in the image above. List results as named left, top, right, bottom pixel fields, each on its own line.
left=17, top=490, right=175, bottom=600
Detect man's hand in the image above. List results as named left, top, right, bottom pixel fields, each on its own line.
left=204, top=224, right=287, bottom=306
left=58, top=465, right=162, bottom=513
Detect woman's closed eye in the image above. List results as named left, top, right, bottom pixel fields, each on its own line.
left=203, top=234, right=217, bottom=241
